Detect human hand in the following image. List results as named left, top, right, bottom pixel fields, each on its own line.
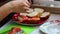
left=11, top=0, right=30, bottom=13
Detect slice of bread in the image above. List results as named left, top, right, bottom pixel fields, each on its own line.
left=41, top=12, right=50, bottom=18
left=26, top=8, right=34, bottom=13
left=27, top=11, right=39, bottom=17
left=27, top=8, right=44, bottom=17
left=34, top=8, right=44, bottom=13
left=20, top=13, right=28, bottom=16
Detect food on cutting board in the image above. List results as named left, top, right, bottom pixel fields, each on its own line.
left=12, top=8, right=50, bottom=24
left=8, top=27, right=21, bottom=34
left=8, top=27, right=26, bottom=34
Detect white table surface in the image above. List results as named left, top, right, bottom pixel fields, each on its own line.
left=0, top=14, right=60, bottom=34
left=31, top=14, right=60, bottom=34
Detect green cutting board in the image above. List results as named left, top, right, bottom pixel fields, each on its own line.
left=0, top=22, right=36, bottom=34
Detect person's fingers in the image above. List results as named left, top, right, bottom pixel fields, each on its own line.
left=24, top=2, right=30, bottom=7
left=26, top=2, right=30, bottom=7
left=26, top=0, right=30, bottom=6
